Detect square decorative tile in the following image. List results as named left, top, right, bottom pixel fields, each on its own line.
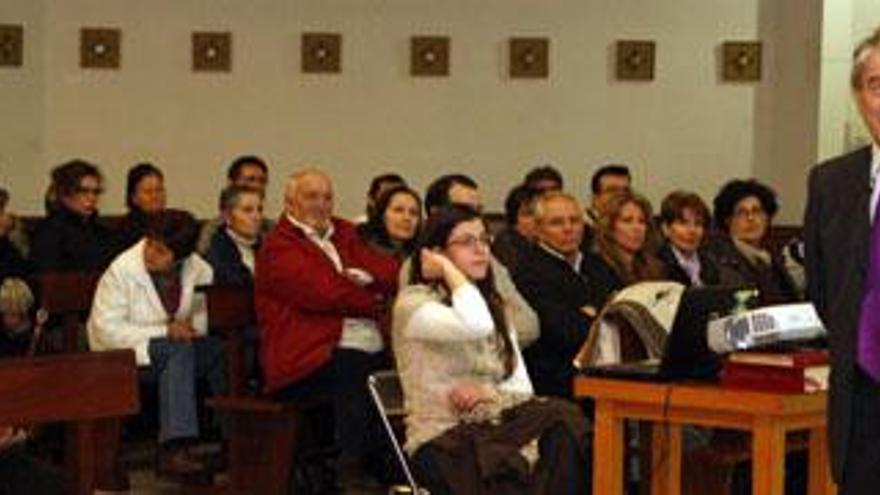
left=302, top=32, right=341, bottom=73
left=193, top=31, right=232, bottom=72
left=411, top=36, right=449, bottom=77
left=509, top=37, right=549, bottom=78
left=0, top=24, right=23, bottom=67
left=722, top=41, right=762, bottom=82
left=616, top=40, right=655, bottom=81
left=81, top=27, right=121, bottom=69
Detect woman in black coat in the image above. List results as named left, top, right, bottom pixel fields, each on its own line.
left=205, top=185, right=264, bottom=286
left=204, top=185, right=264, bottom=392
left=31, top=159, right=118, bottom=273
left=705, top=179, right=798, bottom=304
left=657, top=191, right=720, bottom=287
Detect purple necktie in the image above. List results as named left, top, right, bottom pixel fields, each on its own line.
left=858, top=196, right=880, bottom=381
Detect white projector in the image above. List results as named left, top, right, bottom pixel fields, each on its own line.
left=707, top=303, right=826, bottom=354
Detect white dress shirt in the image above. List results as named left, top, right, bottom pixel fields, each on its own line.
left=871, top=143, right=880, bottom=223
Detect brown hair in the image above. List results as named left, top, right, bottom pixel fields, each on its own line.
left=597, top=191, right=663, bottom=284
left=659, top=190, right=710, bottom=228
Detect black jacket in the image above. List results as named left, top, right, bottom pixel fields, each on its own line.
left=30, top=207, right=118, bottom=273
left=804, top=145, right=871, bottom=482
left=204, top=226, right=257, bottom=287
left=0, top=237, right=29, bottom=282
left=115, top=209, right=151, bottom=251
left=513, top=246, right=616, bottom=398
left=704, top=235, right=797, bottom=305
left=657, top=243, right=721, bottom=287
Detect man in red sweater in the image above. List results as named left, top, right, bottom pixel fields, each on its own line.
left=255, top=167, right=398, bottom=488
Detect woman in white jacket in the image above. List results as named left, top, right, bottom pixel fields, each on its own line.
left=87, top=210, right=224, bottom=482
left=392, top=205, right=588, bottom=495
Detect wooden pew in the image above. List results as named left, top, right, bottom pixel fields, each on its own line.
left=34, top=271, right=102, bottom=352
left=0, top=350, right=140, bottom=495
left=199, top=284, right=303, bottom=495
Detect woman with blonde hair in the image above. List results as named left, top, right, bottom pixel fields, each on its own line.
left=588, top=191, right=664, bottom=295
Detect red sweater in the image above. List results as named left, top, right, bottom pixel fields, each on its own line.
left=255, top=216, right=399, bottom=393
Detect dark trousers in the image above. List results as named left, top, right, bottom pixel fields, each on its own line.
left=840, top=367, right=880, bottom=495
left=275, top=348, right=387, bottom=466
left=0, top=445, right=66, bottom=495
left=411, top=398, right=589, bottom=495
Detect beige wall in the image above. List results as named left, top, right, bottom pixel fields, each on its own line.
left=0, top=0, right=46, bottom=214
left=818, top=0, right=880, bottom=162
left=753, top=0, right=822, bottom=224
left=1, top=0, right=820, bottom=223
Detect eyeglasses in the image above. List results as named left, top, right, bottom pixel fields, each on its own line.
left=75, top=186, right=104, bottom=196
left=447, top=234, right=493, bottom=250
left=733, top=206, right=766, bottom=220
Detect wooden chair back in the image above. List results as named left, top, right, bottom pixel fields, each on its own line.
left=199, top=284, right=256, bottom=397
left=34, top=271, right=102, bottom=352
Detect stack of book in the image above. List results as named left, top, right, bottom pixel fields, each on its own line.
left=720, top=348, right=830, bottom=393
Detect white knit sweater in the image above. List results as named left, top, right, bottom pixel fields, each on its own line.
left=391, top=282, right=533, bottom=454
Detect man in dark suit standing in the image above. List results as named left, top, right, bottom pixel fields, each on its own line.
left=805, top=26, right=880, bottom=494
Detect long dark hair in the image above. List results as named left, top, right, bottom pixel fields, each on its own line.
left=409, top=205, right=516, bottom=378
left=359, top=185, right=422, bottom=257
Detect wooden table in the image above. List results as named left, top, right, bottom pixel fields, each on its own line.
left=574, top=376, right=834, bottom=495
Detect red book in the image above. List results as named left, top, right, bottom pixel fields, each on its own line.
left=721, top=361, right=829, bottom=394
left=727, top=349, right=829, bottom=368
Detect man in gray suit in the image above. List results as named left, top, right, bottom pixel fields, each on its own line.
left=805, top=25, right=880, bottom=494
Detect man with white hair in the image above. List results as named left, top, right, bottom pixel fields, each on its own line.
left=805, top=25, right=880, bottom=494
left=514, top=191, right=614, bottom=399
left=255, top=168, right=398, bottom=488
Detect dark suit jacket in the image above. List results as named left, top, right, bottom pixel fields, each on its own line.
left=804, top=145, right=872, bottom=482
left=513, top=246, right=616, bottom=398
left=657, top=243, right=720, bottom=287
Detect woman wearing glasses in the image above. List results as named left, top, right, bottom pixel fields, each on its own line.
left=392, top=205, right=587, bottom=495
left=31, top=159, right=119, bottom=272
left=706, top=179, right=799, bottom=304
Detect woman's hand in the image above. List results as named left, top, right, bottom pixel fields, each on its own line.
left=420, top=249, right=450, bottom=281
left=167, top=320, right=197, bottom=342
left=420, top=248, right=468, bottom=291
left=0, top=426, right=27, bottom=451
left=448, top=383, right=496, bottom=413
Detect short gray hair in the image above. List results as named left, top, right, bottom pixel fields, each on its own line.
left=533, top=191, right=582, bottom=222
left=285, top=167, right=331, bottom=198
left=218, top=184, right=261, bottom=212
left=852, top=26, right=880, bottom=90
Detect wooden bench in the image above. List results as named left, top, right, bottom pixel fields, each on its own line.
left=0, top=350, right=140, bottom=495
left=33, top=271, right=102, bottom=352
left=200, top=284, right=304, bottom=495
